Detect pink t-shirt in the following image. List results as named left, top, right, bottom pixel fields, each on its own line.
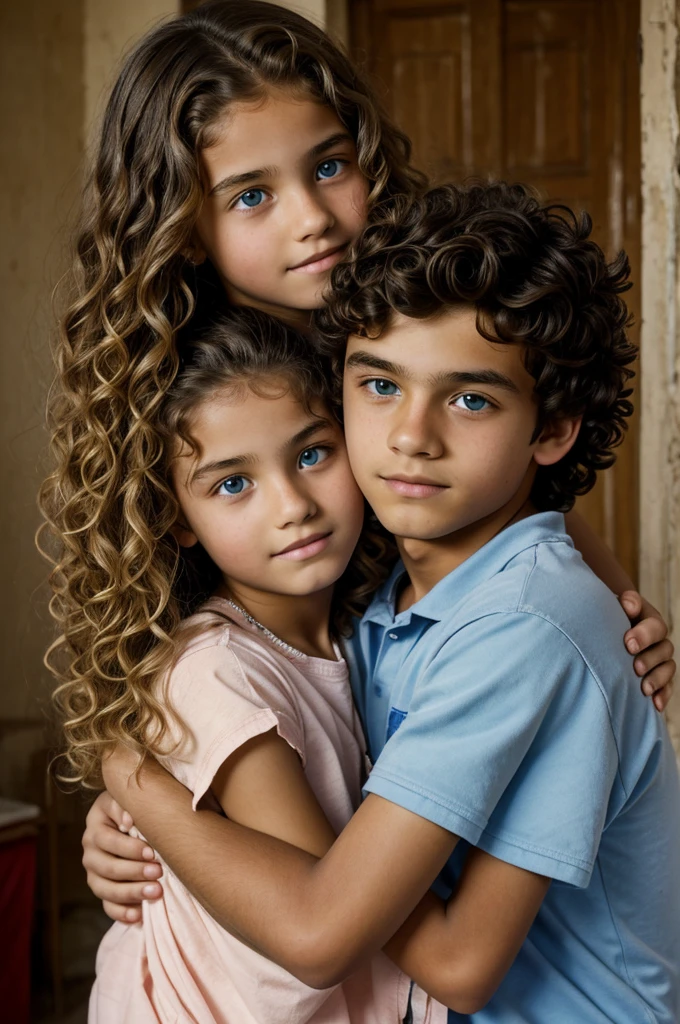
left=90, top=599, right=446, bottom=1024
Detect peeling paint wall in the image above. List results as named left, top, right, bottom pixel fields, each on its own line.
left=640, top=0, right=680, bottom=749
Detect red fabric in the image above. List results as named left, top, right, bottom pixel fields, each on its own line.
left=0, top=836, right=37, bottom=1024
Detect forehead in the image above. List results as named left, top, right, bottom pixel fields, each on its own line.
left=181, top=383, right=329, bottom=456
left=346, top=308, right=531, bottom=385
left=200, top=91, right=349, bottom=184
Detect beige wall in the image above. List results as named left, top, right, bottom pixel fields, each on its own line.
left=639, top=0, right=680, bottom=749
left=0, top=1, right=85, bottom=738
left=85, top=0, right=179, bottom=137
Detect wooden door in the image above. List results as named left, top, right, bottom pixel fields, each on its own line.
left=351, top=0, right=641, bottom=582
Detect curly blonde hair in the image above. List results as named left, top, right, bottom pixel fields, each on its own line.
left=40, top=1, right=415, bottom=787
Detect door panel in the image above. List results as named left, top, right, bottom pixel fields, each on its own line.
left=351, top=0, right=640, bottom=580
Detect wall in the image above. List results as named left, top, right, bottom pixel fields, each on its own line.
left=85, top=0, right=179, bottom=136
left=0, top=2, right=85, bottom=749
left=639, top=0, right=680, bottom=749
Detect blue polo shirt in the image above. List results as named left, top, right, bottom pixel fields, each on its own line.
left=347, top=512, right=680, bottom=1023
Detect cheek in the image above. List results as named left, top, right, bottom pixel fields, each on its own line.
left=345, top=177, right=369, bottom=233
left=343, top=402, right=380, bottom=479
left=326, top=457, right=365, bottom=513
left=330, top=172, right=369, bottom=237
left=194, top=506, right=262, bottom=574
left=211, top=222, right=271, bottom=281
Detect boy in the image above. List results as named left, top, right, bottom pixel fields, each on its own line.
left=99, top=183, right=680, bottom=1021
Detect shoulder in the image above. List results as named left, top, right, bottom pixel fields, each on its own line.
left=515, top=539, right=634, bottom=684
left=166, top=608, right=303, bottom=718
left=449, top=532, right=629, bottom=663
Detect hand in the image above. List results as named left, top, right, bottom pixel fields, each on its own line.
left=82, top=790, right=163, bottom=923
left=619, top=591, right=675, bottom=712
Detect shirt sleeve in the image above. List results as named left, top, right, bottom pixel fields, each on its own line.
left=363, top=611, right=619, bottom=886
left=159, top=632, right=305, bottom=810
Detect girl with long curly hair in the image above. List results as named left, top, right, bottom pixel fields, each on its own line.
left=42, top=0, right=671, bottom=971
left=85, top=306, right=446, bottom=1022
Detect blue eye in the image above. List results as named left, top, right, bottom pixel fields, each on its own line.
left=316, top=159, right=342, bottom=180
left=455, top=394, right=489, bottom=412
left=217, top=475, right=248, bottom=495
left=236, top=189, right=266, bottom=209
left=366, top=378, right=399, bottom=397
left=299, top=446, right=328, bottom=468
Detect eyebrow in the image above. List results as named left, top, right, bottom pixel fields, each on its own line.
left=190, top=417, right=334, bottom=484
left=208, top=132, right=354, bottom=198
left=345, top=351, right=520, bottom=393
left=191, top=453, right=253, bottom=483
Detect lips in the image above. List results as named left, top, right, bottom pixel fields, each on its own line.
left=274, top=532, right=332, bottom=560
left=288, top=244, right=348, bottom=274
left=381, top=476, right=448, bottom=499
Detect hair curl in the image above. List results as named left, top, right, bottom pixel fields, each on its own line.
left=40, top=0, right=415, bottom=787
left=317, top=181, right=637, bottom=512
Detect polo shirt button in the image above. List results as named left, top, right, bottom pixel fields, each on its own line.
left=389, top=633, right=398, bottom=640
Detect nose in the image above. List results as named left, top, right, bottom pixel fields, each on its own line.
left=273, top=474, right=318, bottom=528
left=387, top=397, right=444, bottom=459
left=289, top=185, right=335, bottom=242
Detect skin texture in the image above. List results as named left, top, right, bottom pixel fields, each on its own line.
left=82, top=92, right=674, bottom=925
left=194, top=91, right=369, bottom=328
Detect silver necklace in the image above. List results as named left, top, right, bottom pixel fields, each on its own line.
left=222, top=598, right=306, bottom=659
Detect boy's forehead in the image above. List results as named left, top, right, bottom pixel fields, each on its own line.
left=345, top=308, right=529, bottom=383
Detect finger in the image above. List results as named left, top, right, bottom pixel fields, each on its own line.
left=633, top=640, right=675, bottom=678
left=102, top=795, right=133, bottom=832
left=619, top=590, right=642, bottom=621
left=625, top=616, right=668, bottom=655
left=87, top=791, right=133, bottom=833
left=88, top=874, right=163, bottom=905
left=82, top=846, right=163, bottom=884
left=639, top=660, right=676, bottom=698
left=653, top=685, right=673, bottom=713
left=102, top=900, right=143, bottom=924
left=83, top=826, right=152, bottom=862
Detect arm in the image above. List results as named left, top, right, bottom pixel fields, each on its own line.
left=386, top=849, right=549, bottom=1012
left=104, top=746, right=456, bottom=990
left=565, top=510, right=675, bottom=708
left=564, top=509, right=634, bottom=596
left=104, top=747, right=549, bottom=1012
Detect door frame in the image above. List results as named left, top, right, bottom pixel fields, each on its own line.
left=639, top=0, right=680, bottom=741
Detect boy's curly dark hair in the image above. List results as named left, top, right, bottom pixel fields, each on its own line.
left=317, top=181, right=636, bottom=512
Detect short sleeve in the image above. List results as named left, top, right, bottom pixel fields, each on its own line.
left=159, top=631, right=305, bottom=810
left=363, top=612, right=619, bottom=886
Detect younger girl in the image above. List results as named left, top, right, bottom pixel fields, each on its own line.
left=88, top=306, right=442, bottom=1022
left=47, top=0, right=671, bottom=919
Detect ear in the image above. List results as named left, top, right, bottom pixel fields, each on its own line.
left=532, top=416, right=582, bottom=468
left=170, top=519, right=199, bottom=549
left=184, top=233, right=207, bottom=267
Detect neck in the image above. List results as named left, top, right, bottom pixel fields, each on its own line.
left=217, top=579, right=336, bottom=660
left=396, top=490, right=537, bottom=612
left=225, top=289, right=315, bottom=334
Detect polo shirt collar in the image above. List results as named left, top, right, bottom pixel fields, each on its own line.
left=362, top=511, right=569, bottom=627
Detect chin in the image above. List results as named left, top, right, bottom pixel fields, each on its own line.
left=378, top=511, right=466, bottom=542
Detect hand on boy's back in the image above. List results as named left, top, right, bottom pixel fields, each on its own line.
left=82, top=789, right=163, bottom=923
left=619, top=590, right=675, bottom=711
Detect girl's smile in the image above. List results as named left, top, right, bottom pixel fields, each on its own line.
left=194, top=92, right=369, bottom=326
